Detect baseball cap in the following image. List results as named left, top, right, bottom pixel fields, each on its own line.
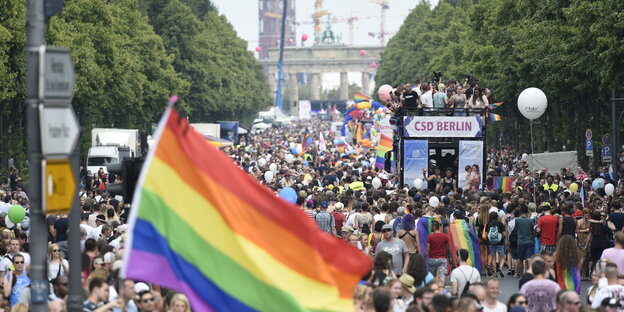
left=320, top=201, right=328, bottom=209
left=96, top=214, right=106, bottom=222
left=381, top=224, right=392, bottom=231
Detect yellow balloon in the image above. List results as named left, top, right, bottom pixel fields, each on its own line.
left=569, top=182, right=578, bottom=193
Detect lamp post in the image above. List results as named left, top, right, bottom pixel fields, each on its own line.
left=518, top=87, right=548, bottom=204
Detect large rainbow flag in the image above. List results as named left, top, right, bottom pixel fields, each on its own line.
left=123, top=107, right=371, bottom=311
left=447, top=219, right=482, bottom=273
left=375, top=133, right=393, bottom=171
left=556, top=262, right=581, bottom=294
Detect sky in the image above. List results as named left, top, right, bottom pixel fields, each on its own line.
left=210, top=0, right=440, bottom=89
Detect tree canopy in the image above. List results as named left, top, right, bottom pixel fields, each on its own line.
left=376, top=0, right=624, bottom=167
left=0, top=0, right=271, bottom=174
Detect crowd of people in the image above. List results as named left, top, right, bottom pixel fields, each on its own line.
left=1, top=106, right=624, bottom=312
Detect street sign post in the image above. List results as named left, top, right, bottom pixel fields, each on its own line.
left=40, top=106, right=79, bottom=157
left=586, top=139, right=593, bottom=157
left=586, top=129, right=593, bottom=140
left=603, top=134, right=613, bottom=163
left=43, top=159, right=76, bottom=214
left=40, top=46, right=75, bottom=102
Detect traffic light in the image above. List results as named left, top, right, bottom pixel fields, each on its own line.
left=107, top=158, right=144, bottom=204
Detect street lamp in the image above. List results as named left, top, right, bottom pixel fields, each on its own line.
left=518, top=87, right=548, bottom=203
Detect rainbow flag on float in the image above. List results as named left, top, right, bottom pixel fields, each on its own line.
left=122, top=107, right=371, bottom=311
left=447, top=219, right=482, bottom=273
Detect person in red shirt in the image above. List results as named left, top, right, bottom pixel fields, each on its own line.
left=537, top=205, right=558, bottom=252
left=332, top=202, right=346, bottom=235
left=426, top=220, right=450, bottom=277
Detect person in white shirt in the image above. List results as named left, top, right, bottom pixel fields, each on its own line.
left=451, top=249, right=481, bottom=297
left=420, top=83, right=433, bottom=108
left=483, top=278, right=507, bottom=312
left=592, top=263, right=624, bottom=309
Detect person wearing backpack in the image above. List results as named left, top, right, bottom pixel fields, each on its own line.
left=450, top=249, right=481, bottom=297
left=507, top=209, right=521, bottom=277
left=486, top=211, right=506, bottom=278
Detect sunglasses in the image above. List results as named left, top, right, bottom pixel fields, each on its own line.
left=142, top=297, right=156, bottom=303
left=14, top=261, right=23, bottom=264
left=516, top=301, right=527, bottom=305
left=52, top=249, right=60, bottom=252
left=382, top=229, right=392, bottom=232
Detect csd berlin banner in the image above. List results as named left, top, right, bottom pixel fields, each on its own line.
left=404, top=140, right=428, bottom=188
left=458, top=141, right=484, bottom=190
left=403, top=116, right=483, bottom=138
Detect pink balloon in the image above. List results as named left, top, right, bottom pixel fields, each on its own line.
left=371, top=62, right=377, bottom=69
left=378, top=84, right=393, bottom=102
left=360, top=49, right=366, bottom=56
left=255, top=46, right=261, bottom=52
left=301, top=34, right=308, bottom=41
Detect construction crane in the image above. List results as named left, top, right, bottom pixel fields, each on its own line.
left=330, top=16, right=359, bottom=46
left=368, top=0, right=389, bottom=45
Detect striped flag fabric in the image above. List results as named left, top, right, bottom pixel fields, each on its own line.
left=122, top=107, right=371, bottom=311
left=447, top=219, right=482, bottom=273
left=487, top=177, right=515, bottom=193
left=488, top=102, right=503, bottom=109
left=416, top=216, right=438, bottom=257
left=489, top=113, right=502, bottom=122
left=353, top=92, right=371, bottom=103
left=300, top=129, right=312, bottom=155
left=556, top=262, right=581, bottom=294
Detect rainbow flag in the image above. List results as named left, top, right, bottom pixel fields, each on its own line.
left=489, top=113, right=502, bottom=122
left=447, top=219, right=482, bottom=273
left=123, top=107, right=371, bottom=311
left=556, top=262, right=581, bottom=294
left=354, top=92, right=371, bottom=103
left=416, top=216, right=438, bottom=256
left=300, top=129, right=312, bottom=156
left=487, top=177, right=515, bottom=193
left=488, top=102, right=503, bottom=109
left=375, top=133, right=393, bottom=171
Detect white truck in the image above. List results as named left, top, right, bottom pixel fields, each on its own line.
left=190, top=123, right=220, bottom=138
left=86, top=128, right=141, bottom=174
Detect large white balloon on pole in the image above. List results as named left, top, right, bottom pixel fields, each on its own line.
left=605, top=183, right=615, bottom=196
left=429, top=196, right=440, bottom=208
left=517, top=87, right=548, bottom=120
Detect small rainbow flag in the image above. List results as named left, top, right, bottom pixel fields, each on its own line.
left=123, top=107, right=371, bottom=311
left=354, top=92, right=371, bottom=103
left=300, top=129, right=312, bottom=155
left=556, top=262, right=581, bottom=294
left=448, top=219, right=482, bottom=273
left=487, top=177, right=515, bottom=193
left=489, top=113, right=502, bottom=122
left=488, top=102, right=503, bottom=109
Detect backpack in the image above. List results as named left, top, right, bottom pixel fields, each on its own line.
left=392, top=216, right=403, bottom=237
left=459, top=268, right=474, bottom=297
left=487, top=223, right=502, bottom=244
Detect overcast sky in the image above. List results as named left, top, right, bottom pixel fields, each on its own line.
left=210, top=0, right=440, bottom=89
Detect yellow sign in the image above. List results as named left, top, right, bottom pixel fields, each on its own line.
left=44, top=159, right=76, bottom=214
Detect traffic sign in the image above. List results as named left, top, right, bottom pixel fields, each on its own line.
left=41, top=46, right=75, bottom=101
left=586, top=129, right=593, bottom=140
left=44, top=159, right=76, bottom=214
left=603, top=145, right=613, bottom=163
left=586, top=139, right=593, bottom=157
left=40, top=106, right=79, bottom=157
left=603, top=134, right=612, bottom=146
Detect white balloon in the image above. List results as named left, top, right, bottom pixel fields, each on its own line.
left=605, top=183, right=615, bottom=196
left=521, top=153, right=529, bottom=162
left=517, top=87, right=547, bottom=120
left=266, top=154, right=272, bottom=161
left=289, top=142, right=296, bottom=149
left=264, top=171, right=274, bottom=183
left=269, top=163, right=278, bottom=173
left=414, top=178, right=423, bottom=190
left=429, top=196, right=440, bottom=208
left=372, top=177, right=382, bottom=189
left=296, top=144, right=303, bottom=155
left=598, top=178, right=605, bottom=189
left=285, top=154, right=294, bottom=163
left=258, top=158, right=267, bottom=167
left=4, top=216, right=14, bottom=228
